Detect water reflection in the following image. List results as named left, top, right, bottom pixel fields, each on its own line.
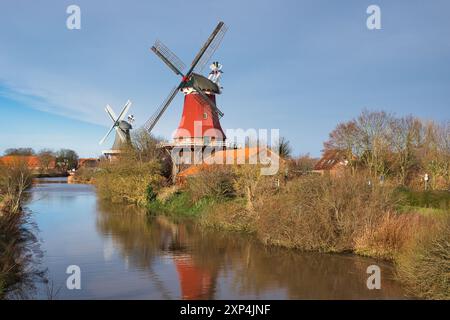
left=23, top=179, right=408, bottom=299
left=96, top=200, right=407, bottom=300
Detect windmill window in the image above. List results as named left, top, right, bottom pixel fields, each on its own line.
left=203, top=112, right=208, bottom=119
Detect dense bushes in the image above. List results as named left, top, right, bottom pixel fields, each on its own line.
left=95, top=159, right=165, bottom=206
left=354, top=212, right=424, bottom=259
left=185, top=165, right=236, bottom=202
left=0, top=162, right=41, bottom=299
left=253, top=174, right=403, bottom=253
left=71, top=167, right=97, bottom=184
left=92, top=131, right=168, bottom=206
left=200, top=169, right=418, bottom=255
left=0, top=210, right=43, bottom=299
left=396, top=217, right=450, bottom=299
left=0, top=161, right=32, bottom=215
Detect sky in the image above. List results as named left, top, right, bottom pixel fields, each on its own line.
left=0, top=0, right=449, bottom=158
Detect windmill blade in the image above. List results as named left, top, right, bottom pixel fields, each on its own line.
left=117, top=100, right=132, bottom=121
left=194, top=23, right=228, bottom=74
left=115, top=127, right=127, bottom=142
left=186, top=21, right=227, bottom=77
left=152, top=40, right=186, bottom=76
left=144, top=86, right=179, bottom=133
left=105, top=104, right=117, bottom=122
left=192, top=83, right=224, bottom=118
left=99, top=123, right=117, bottom=145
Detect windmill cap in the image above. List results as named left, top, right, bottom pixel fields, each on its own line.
left=181, top=73, right=220, bottom=93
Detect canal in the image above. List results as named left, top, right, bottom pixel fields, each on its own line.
left=18, top=177, right=407, bottom=299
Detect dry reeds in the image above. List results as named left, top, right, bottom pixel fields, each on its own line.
left=396, top=216, right=450, bottom=299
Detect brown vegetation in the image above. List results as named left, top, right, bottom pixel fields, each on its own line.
left=0, top=161, right=32, bottom=215
left=324, top=110, right=449, bottom=189
left=178, top=159, right=449, bottom=299
left=94, top=131, right=168, bottom=206
left=0, top=161, right=43, bottom=299
left=396, top=217, right=450, bottom=299
left=95, top=157, right=165, bottom=206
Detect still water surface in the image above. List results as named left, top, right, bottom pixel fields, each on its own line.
left=24, top=178, right=407, bottom=299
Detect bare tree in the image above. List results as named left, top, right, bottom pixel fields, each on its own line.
left=132, top=129, right=164, bottom=162
left=420, top=121, right=450, bottom=189
left=273, top=136, right=292, bottom=159
left=389, top=116, right=422, bottom=185
left=324, top=120, right=361, bottom=172
left=357, top=110, right=393, bottom=177
left=37, top=149, right=55, bottom=172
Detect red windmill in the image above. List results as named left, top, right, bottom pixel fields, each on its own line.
left=144, top=22, right=228, bottom=147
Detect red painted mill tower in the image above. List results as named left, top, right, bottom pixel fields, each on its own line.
left=174, top=69, right=226, bottom=145
left=144, top=22, right=229, bottom=180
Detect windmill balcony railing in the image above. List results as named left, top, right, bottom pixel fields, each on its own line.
left=159, top=140, right=238, bottom=149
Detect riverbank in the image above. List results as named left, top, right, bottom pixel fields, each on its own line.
left=147, top=169, right=449, bottom=300
left=71, top=145, right=449, bottom=300
left=32, top=172, right=69, bottom=178
left=18, top=179, right=407, bottom=299
left=0, top=163, right=34, bottom=298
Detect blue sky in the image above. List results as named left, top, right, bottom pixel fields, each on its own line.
left=0, top=0, right=449, bottom=157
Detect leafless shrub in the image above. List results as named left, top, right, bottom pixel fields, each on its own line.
left=186, top=165, right=236, bottom=202
left=396, top=216, right=450, bottom=299
left=254, top=173, right=399, bottom=252
left=0, top=160, right=32, bottom=215
left=354, top=212, right=426, bottom=259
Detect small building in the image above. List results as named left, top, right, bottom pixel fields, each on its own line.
left=313, top=150, right=349, bottom=176
left=177, top=147, right=282, bottom=183
left=77, top=158, right=100, bottom=169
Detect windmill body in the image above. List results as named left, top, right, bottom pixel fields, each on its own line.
left=111, top=120, right=133, bottom=150
left=99, top=101, right=134, bottom=160
left=174, top=72, right=226, bottom=145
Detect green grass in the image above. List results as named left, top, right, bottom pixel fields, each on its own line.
left=147, top=191, right=218, bottom=218
left=395, top=187, right=450, bottom=210
left=398, top=205, right=448, bottom=217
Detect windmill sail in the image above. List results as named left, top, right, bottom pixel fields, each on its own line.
left=152, top=40, right=186, bottom=76
left=186, top=21, right=227, bottom=76
left=99, top=123, right=117, bottom=145
left=192, top=83, right=224, bottom=118
left=194, top=23, right=228, bottom=74
left=117, top=100, right=132, bottom=121
left=105, top=105, right=117, bottom=122
left=144, top=86, right=179, bottom=132
left=145, top=21, right=227, bottom=133
left=99, top=100, right=132, bottom=145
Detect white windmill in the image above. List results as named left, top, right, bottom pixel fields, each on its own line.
left=99, top=100, right=134, bottom=159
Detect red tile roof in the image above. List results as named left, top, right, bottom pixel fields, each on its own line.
left=178, top=147, right=280, bottom=178
left=0, top=155, right=56, bottom=169
left=313, top=150, right=348, bottom=171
